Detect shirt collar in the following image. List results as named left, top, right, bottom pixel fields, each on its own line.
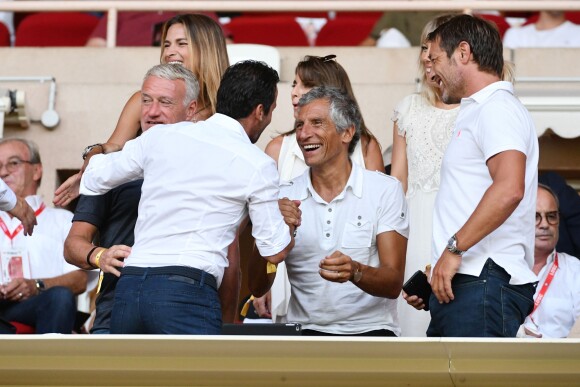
left=207, top=113, right=251, bottom=144
left=24, top=195, right=44, bottom=211
left=462, top=81, right=514, bottom=105
left=298, top=162, right=364, bottom=203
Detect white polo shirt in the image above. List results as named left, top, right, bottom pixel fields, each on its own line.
left=433, top=81, right=538, bottom=285
left=0, top=195, right=78, bottom=279
left=281, top=163, right=409, bottom=335
left=522, top=251, right=580, bottom=338
left=80, top=114, right=291, bottom=286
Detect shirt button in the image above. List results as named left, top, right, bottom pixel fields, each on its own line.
left=358, top=215, right=362, bottom=219
left=326, top=233, right=330, bottom=237
left=327, top=220, right=331, bottom=224
left=357, top=222, right=361, bottom=226
left=328, top=208, right=332, bottom=212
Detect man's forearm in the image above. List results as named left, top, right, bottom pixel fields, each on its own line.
left=42, top=270, right=88, bottom=295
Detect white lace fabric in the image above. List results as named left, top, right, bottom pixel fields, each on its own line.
left=392, top=94, right=459, bottom=198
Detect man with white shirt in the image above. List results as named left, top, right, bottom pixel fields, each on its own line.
left=249, top=87, right=408, bottom=336
left=519, top=184, right=580, bottom=338
left=503, top=11, right=580, bottom=49
left=80, top=60, right=295, bottom=334
left=426, top=15, right=539, bottom=337
left=0, top=138, right=88, bottom=333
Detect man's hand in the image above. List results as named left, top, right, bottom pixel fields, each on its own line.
left=252, top=292, right=272, bottom=318
left=53, top=172, right=81, bottom=207
left=0, top=278, right=37, bottom=301
left=403, top=291, right=427, bottom=311
left=430, top=250, right=462, bottom=303
left=319, top=250, right=357, bottom=283
left=8, top=197, right=37, bottom=236
left=278, top=198, right=301, bottom=231
left=98, top=245, right=131, bottom=277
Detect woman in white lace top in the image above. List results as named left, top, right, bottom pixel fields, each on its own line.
left=391, top=14, right=460, bottom=337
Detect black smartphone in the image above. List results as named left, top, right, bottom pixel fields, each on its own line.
left=402, top=270, right=432, bottom=311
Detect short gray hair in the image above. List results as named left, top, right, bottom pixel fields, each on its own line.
left=0, top=137, right=41, bottom=164
left=297, top=86, right=361, bottom=155
left=144, top=64, right=200, bottom=107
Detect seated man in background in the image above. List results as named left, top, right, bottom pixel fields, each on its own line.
left=359, top=11, right=442, bottom=47
left=65, top=63, right=240, bottom=333
left=80, top=61, right=294, bottom=334
left=250, top=87, right=408, bottom=336
left=503, top=11, right=580, bottom=48
left=519, top=184, right=580, bottom=338
left=0, top=138, right=88, bottom=333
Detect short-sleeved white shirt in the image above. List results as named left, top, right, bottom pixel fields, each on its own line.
left=281, top=163, right=409, bottom=335
left=80, top=114, right=291, bottom=286
left=0, top=195, right=78, bottom=279
left=433, top=81, right=538, bottom=285
left=522, top=251, right=580, bottom=338
left=503, top=21, right=580, bottom=49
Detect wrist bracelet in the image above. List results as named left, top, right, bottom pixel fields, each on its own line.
left=86, top=245, right=99, bottom=269
left=94, top=248, right=107, bottom=269
left=266, top=262, right=277, bottom=274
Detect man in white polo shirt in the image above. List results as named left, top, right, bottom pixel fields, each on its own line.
left=250, top=87, right=408, bottom=336
left=80, top=61, right=295, bottom=334
left=426, top=14, right=539, bottom=337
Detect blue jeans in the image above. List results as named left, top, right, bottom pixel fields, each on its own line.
left=427, top=258, right=536, bottom=337
left=0, top=286, right=76, bottom=334
left=110, top=266, right=221, bottom=334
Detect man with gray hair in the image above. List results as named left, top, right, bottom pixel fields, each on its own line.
left=65, top=63, right=248, bottom=334
left=79, top=60, right=294, bottom=334
left=0, top=138, right=88, bottom=333
left=249, top=86, right=409, bottom=336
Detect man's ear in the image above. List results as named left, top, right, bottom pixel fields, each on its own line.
left=32, top=163, right=42, bottom=185
left=185, top=100, right=197, bottom=121
left=254, top=104, right=265, bottom=122
left=458, top=41, right=472, bottom=64
left=341, top=125, right=355, bottom=145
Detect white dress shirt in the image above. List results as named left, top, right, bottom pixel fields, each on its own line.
left=0, top=179, right=16, bottom=212
left=281, top=163, right=409, bottom=335
left=522, top=251, right=580, bottom=338
left=80, top=114, right=291, bottom=286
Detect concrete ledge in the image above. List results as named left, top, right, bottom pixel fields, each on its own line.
left=1, top=336, right=579, bottom=386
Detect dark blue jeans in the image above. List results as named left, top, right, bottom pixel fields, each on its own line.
left=0, top=286, right=76, bottom=334
left=110, top=266, right=221, bottom=334
left=427, top=258, right=536, bottom=337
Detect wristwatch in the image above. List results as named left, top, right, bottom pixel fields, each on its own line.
left=82, top=143, right=103, bottom=160
left=352, top=262, right=363, bottom=283
left=35, top=279, right=46, bottom=293
left=446, top=234, right=467, bottom=257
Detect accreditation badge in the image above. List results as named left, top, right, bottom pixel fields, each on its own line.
left=0, top=249, right=31, bottom=284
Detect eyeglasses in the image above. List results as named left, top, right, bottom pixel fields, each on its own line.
left=536, top=211, right=559, bottom=226
left=0, top=158, right=35, bottom=173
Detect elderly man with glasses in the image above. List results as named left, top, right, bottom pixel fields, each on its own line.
left=0, top=138, right=89, bottom=334
left=518, top=184, right=580, bottom=338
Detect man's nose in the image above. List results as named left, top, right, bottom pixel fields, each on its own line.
left=147, top=101, right=161, bottom=116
